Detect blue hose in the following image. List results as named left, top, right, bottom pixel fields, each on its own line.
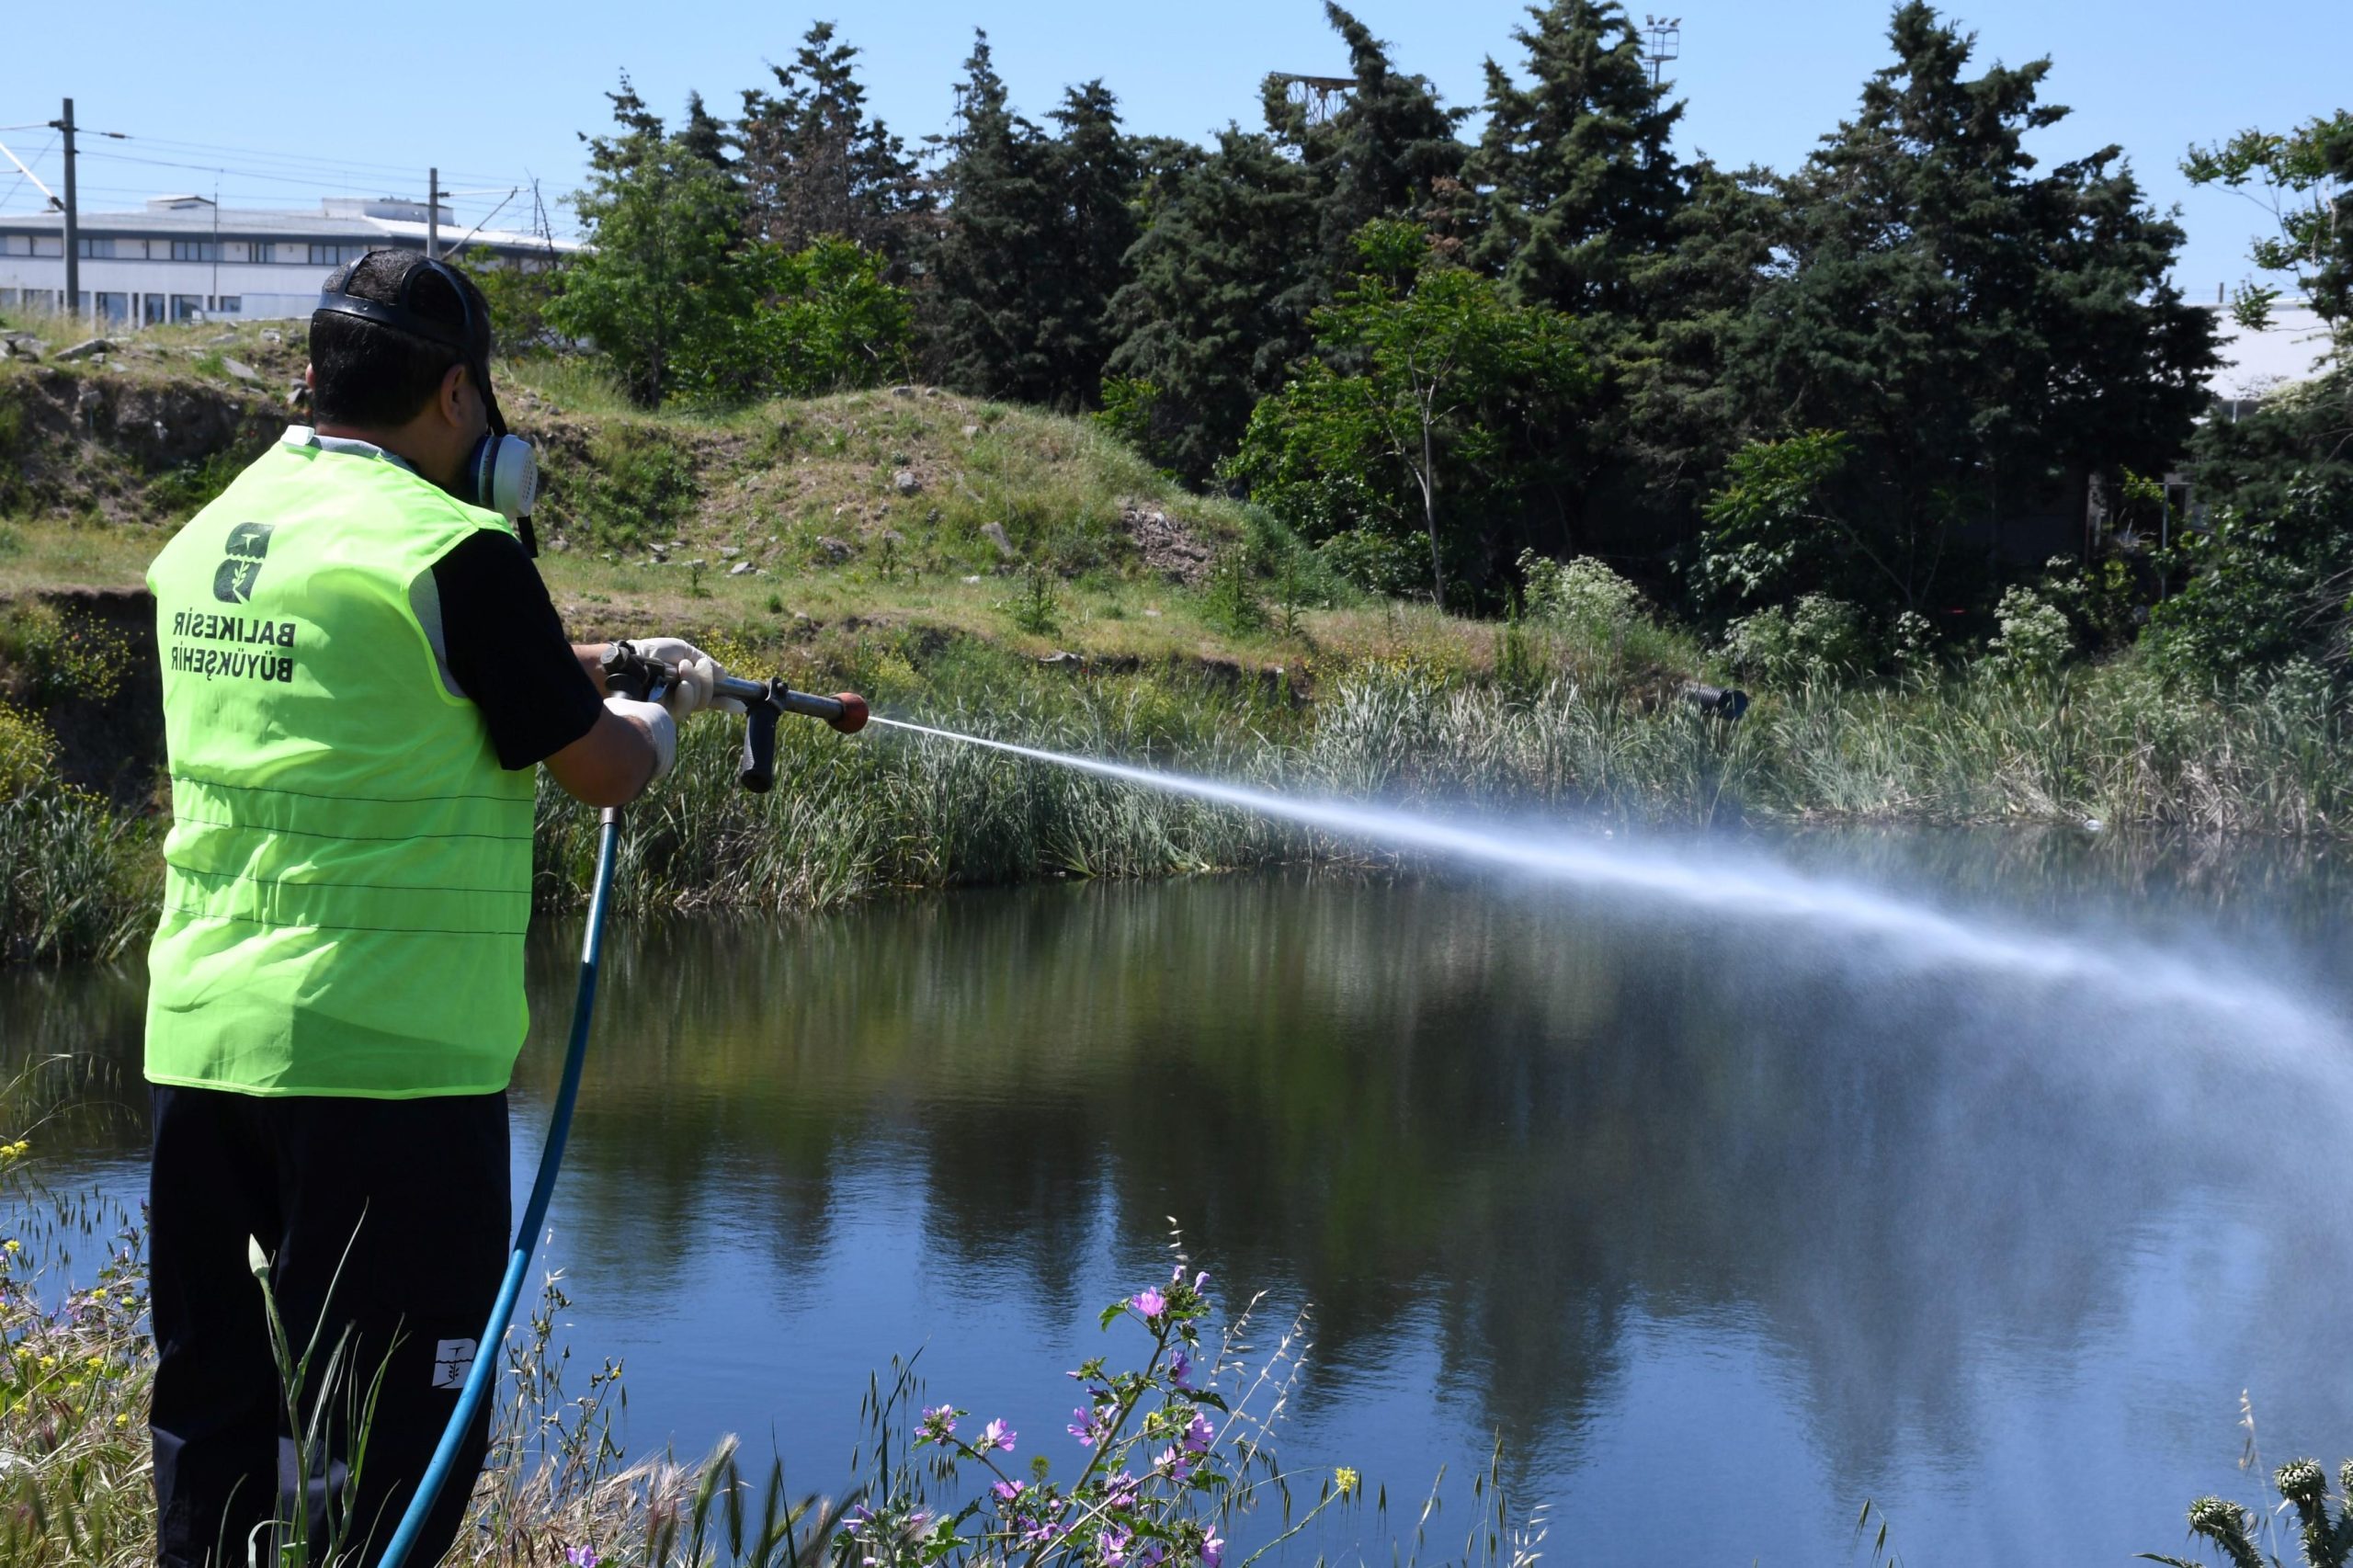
left=376, top=806, right=623, bottom=1568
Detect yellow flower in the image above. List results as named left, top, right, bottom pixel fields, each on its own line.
left=2, top=1239, right=19, bottom=1253
left=115, top=1413, right=131, bottom=1428
left=1334, top=1467, right=1359, bottom=1498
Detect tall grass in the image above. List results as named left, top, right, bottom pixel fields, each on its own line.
left=10, top=636, right=2353, bottom=964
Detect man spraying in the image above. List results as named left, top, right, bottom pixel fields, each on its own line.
left=142, top=249, right=731, bottom=1566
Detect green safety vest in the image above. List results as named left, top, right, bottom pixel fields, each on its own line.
left=143, top=437, right=538, bottom=1097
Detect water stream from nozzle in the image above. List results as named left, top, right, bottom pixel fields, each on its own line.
left=870, top=715, right=2332, bottom=1041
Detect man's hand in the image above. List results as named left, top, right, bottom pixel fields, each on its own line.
left=631, top=636, right=748, bottom=719
left=545, top=699, right=672, bottom=807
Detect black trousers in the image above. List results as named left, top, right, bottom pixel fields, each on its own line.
left=148, top=1085, right=510, bottom=1568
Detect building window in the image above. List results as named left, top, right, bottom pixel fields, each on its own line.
left=208, top=296, right=242, bottom=315
left=32, top=236, right=62, bottom=257
left=76, top=291, right=131, bottom=324
left=307, top=242, right=373, bottom=266
left=76, top=237, right=148, bottom=259
left=170, top=294, right=205, bottom=322
left=0, top=235, right=28, bottom=256
left=170, top=240, right=221, bottom=262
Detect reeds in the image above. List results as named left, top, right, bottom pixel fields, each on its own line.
left=9, top=642, right=2353, bottom=966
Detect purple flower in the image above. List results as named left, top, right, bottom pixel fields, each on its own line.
left=1133, top=1288, right=1167, bottom=1321
left=1182, top=1413, right=1214, bottom=1456
left=1105, top=1471, right=1142, bottom=1511
left=1070, top=1405, right=1106, bottom=1447
left=565, top=1549, right=598, bottom=1568
left=981, top=1417, right=1017, bottom=1453
left=1020, top=1519, right=1067, bottom=1548
left=1202, top=1533, right=1225, bottom=1568
left=1154, top=1444, right=1191, bottom=1483
left=1101, top=1525, right=1133, bottom=1566
left=919, top=1403, right=958, bottom=1439
left=1137, top=1543, right=1168, bottom=1568
left=994, top=1480, right=1025, bottom=1505
left=846, top=1505, right=875, bottom=1527
left=1167, top=1349, right=1194, bottom=1390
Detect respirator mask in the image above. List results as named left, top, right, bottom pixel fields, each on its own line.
left=313, top=253, right=541, bottom=550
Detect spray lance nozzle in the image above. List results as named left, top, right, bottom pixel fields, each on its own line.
left=599, top=642, right=867, bottom=793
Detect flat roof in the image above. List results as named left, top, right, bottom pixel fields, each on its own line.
left=0, top=202, right=577, bottom=253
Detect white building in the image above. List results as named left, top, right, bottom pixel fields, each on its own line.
left=0, top=194, right=578, bottom=327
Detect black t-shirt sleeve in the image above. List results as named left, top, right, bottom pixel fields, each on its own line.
left=428, top=529, right=604, bottom=770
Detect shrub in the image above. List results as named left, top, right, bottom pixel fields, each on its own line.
left=1314, top=528, right=1423, bottom=597
left=0, top=603, right=134, bottom=704
left=1518, top=551, right=1647, bottom=636
left=1720, top=595, right=1873, bottom=687
left=1987, top=585, right=2075, bottom=682
left=1199, top=546, right=1265, bottom=636
left=0, top=701, right=55, bottom=798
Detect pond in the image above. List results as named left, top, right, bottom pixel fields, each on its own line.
left=8, top=825, right=2353, bottom=1562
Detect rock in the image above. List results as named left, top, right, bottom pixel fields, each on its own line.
left=260, top=329, right=283, bottom=344
left=1120, top=501, right=1211, bottom=585
left=892, top=470, right=921, bottom=495
left=1143, top=607, right=1163, bottom=618
left=56, top=336, right=116, bottom=362
left=208, top=332, right=237, bottom=344
left=961, top=424, right=981, bottom=437
left=650, top=544, right=670, bottom=561
left=1039, top=650, right=1083, bottom=667
left=221, top=357, right=260, bottom=382
left=728, top=561, right=756, bottom=576
left=891, top=383, right=916, bottom=397
left=688, top=559, right=709, bottom=571
left=814, top=535, right=854, bottom=562
left=961, top=574, right=983, bottom=585
left=980, top=521, right=1016, bottom=559
left=285, top=384, right=309, bottom=410
left=718, top=545, right=740, bottom=559
left=878, top=528, right=907, bottom=547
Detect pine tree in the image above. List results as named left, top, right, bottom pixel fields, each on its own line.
left=1032, top=82, right=1142, bottom=411
left=1709, top=2, right=2216, bottom=618
left=734, top=22, right=927, bottom=261
left=1103, top=129, right=1319, bottom=480
left=926, top=32, right=1063, bottom=400
left=1463, top=0, right=1684, bottom=320
left=1267, top=4, right=1466, bottom=303
left=680, top=91, right=733, bottom=174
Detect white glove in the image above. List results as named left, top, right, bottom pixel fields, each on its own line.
left=628, top=637, right=746, bottom=719
left=605, top=694, right=676, bottom=782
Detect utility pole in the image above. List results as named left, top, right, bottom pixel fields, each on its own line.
left=427, top=167, right=439, bottom=260
left=49, top=97, right=77, bottom=321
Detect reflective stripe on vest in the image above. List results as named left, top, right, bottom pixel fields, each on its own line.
left=143, top=439, right=537, bottom=1097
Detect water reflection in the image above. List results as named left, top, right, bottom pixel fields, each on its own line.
left=6, top=831, right=2351, bottom=1562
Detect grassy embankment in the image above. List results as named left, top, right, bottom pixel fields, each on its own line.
left=6, top=314, right=2353, bottom=965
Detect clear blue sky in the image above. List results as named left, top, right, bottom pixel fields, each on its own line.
left=4, top=0, right=2346, bottom=296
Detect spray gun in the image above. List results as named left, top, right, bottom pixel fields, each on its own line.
left=599, top=640, right=870, bottom=791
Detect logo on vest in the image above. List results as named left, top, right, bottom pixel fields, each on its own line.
left=211, top=522, right=275, bottom=604
left=431, top=1337, right=478, bottom=1391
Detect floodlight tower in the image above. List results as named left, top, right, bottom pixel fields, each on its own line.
left=1643, top=15, right=1683, bottom=86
